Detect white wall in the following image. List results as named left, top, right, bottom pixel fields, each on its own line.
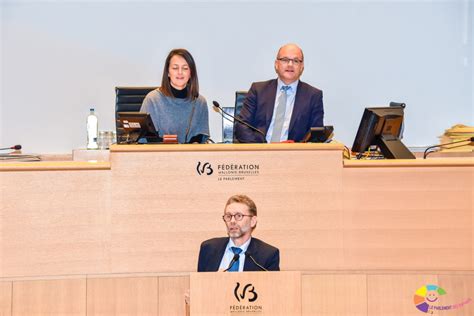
left=1, top=0, right=472, bottom=153
left=0, top=3, right=3, bottom=148
left=471, top=0, right=474, bottom=123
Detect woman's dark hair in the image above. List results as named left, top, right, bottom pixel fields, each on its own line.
left=160, top=48, right=199, bottom=100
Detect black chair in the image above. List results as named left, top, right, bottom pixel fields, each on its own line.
left=233, top=91, right=247, bottom=142
left=115, top=86, right=158, bottom=143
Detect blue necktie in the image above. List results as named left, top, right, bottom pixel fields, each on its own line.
left=228, top=247, right=242, bottom=272
left=271, top=85, right=291, bottom=142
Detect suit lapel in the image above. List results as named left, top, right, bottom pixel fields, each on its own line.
left=264, top=80, right=278, bottom=130
left=210, top=238, right=229, bottom=271
left=243, top=239, right=256, bottom=271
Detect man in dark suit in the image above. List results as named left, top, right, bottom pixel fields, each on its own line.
left=197, top=195, right=280, bottom=272
left=235, top=43, right=324, bottom=143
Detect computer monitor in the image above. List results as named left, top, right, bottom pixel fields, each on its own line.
left=116, top=112, right=162, bottom=143
left=351, top=106, right=415, bottom=159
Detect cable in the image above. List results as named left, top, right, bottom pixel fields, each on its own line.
left=423, top=137, right=474, bottom=159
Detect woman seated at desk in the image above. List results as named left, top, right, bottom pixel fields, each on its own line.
left=141, top=48, right=210, bottom=143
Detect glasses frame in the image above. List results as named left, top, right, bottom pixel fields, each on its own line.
left=222, top=213, right=254, bottom=222
left=277, top=57, right=303, bottom=65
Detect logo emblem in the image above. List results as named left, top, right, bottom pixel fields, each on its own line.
left=234, top=282, right=258, bottom=302
left=196, top=162, right=213, bottom=175
left=414, top=284, right=447, bottom=313
left=413, top=284, right=472, bottom=313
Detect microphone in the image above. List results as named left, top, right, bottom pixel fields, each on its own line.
left=389, top=101, right=406, bottom=108
left=245, top=251, right=268, bottom=271
left=0, top=144, right=22, bottom=151
left=423, top=137, right=474, bottom=159
left=212, top=101, right=267, bottom=143
left=224, top=253, right=240, bottom=272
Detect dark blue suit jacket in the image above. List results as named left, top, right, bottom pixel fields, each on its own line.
left=197, top=237, right=280, bottom=272
left=235, top=79, right=324, bottom=143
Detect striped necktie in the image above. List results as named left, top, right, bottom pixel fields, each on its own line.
left=271, top=85, right=290, bottom=142
left=228, top=247, right=242, bottom=272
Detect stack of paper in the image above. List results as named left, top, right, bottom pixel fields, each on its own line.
left=439, top=124, right=474, bottom=152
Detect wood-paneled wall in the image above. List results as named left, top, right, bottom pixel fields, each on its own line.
left=0, top=144, right=472, bottom=315
left=1, top=272, right=472, bottom=316
left=1, top=145, right=472, bottom=278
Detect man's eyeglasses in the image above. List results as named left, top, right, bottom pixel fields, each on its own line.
left=277, top=57, right=303, bottom=65
left=222, top=213, right=253, bottom=222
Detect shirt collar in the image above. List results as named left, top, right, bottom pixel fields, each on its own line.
left=226, top=237, right=252, bottom=254
left=277, top=78, right=299, bottom=94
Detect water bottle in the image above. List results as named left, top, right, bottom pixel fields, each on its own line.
left=86, top=108, right=99, bottom=149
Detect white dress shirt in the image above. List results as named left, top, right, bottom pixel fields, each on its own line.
left=218, top=237, right=252, bottom=272
left=265, top=79, right=299, bottom=143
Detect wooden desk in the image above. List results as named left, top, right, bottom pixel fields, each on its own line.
left=0, top=160, right=110, bottom=171
left=1, top=144, right=472, bottom=279
left=1, top=271, right=473, bottom=316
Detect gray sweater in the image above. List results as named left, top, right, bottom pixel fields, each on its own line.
left=140, top=89, right=210, bottom=143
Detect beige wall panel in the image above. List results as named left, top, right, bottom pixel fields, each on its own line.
left=368, top=274, right=438, bottom=316
left=0, top=282, right=12, bottom=316
left=1, top=146, right=472, bottom=278
left=436, top=275, right=474, bottom=316
left=302, top=274, right=367, bottom=316
left=12, top=278, right=86, bottom=316
left=344, top=248, right=470, bottom=271
left=343, top=167, right=472, bottom=191
left=1, top=171, right=111, bottom=278
left=269, top=230, right=344, bottom=270
left=87, top=277, right=158, bottom=316
left=343, top=167, right=473, bottom=270
left=158, top=276, right=189, bottom=316
left=108, top=149, right=343, bottom=273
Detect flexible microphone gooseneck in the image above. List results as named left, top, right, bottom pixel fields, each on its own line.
left=245, top=252, right=268, bottom=271
left=210, top=100, right=235, bottom=129
left=423, top=137, right=474, bottom=159
left=224, top=253, right=240, bottom=272
left=0, top=145, right=22, bottom=151
left=212, top=101, right=267, bottom=142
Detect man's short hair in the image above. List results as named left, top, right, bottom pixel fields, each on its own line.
left=225, top=194, right=257, bottom=216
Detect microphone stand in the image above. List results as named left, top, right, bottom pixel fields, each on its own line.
left=212, top=101, right=267, bottom=143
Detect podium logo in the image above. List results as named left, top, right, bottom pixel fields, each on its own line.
left=196, top=162, right=213, bottom=175
left=413, top=284, right=471, bottom=313
left=234, top=282, right=258, bottom=302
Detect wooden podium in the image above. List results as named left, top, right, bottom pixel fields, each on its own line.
left=189, top=271, right=301, bottom=316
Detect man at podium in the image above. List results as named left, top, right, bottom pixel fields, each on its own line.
left=197, top=194, right=280, bottom=272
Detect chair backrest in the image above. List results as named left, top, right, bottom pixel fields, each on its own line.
left=233, top=91, right=247, bottom=142
left=234, top=91, right=247, bottom=118
left=115, top=86, right=158, bottom=142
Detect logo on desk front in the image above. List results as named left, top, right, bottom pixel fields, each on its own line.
left=413, top=284, right=471, bottom=313
left=234, top=282, right=258, bottom=302
left=229, top=282, right=263, bottom=314
left=196, top=162, right=213, bottom=175
left=195, top=161, right=261, bottom=181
